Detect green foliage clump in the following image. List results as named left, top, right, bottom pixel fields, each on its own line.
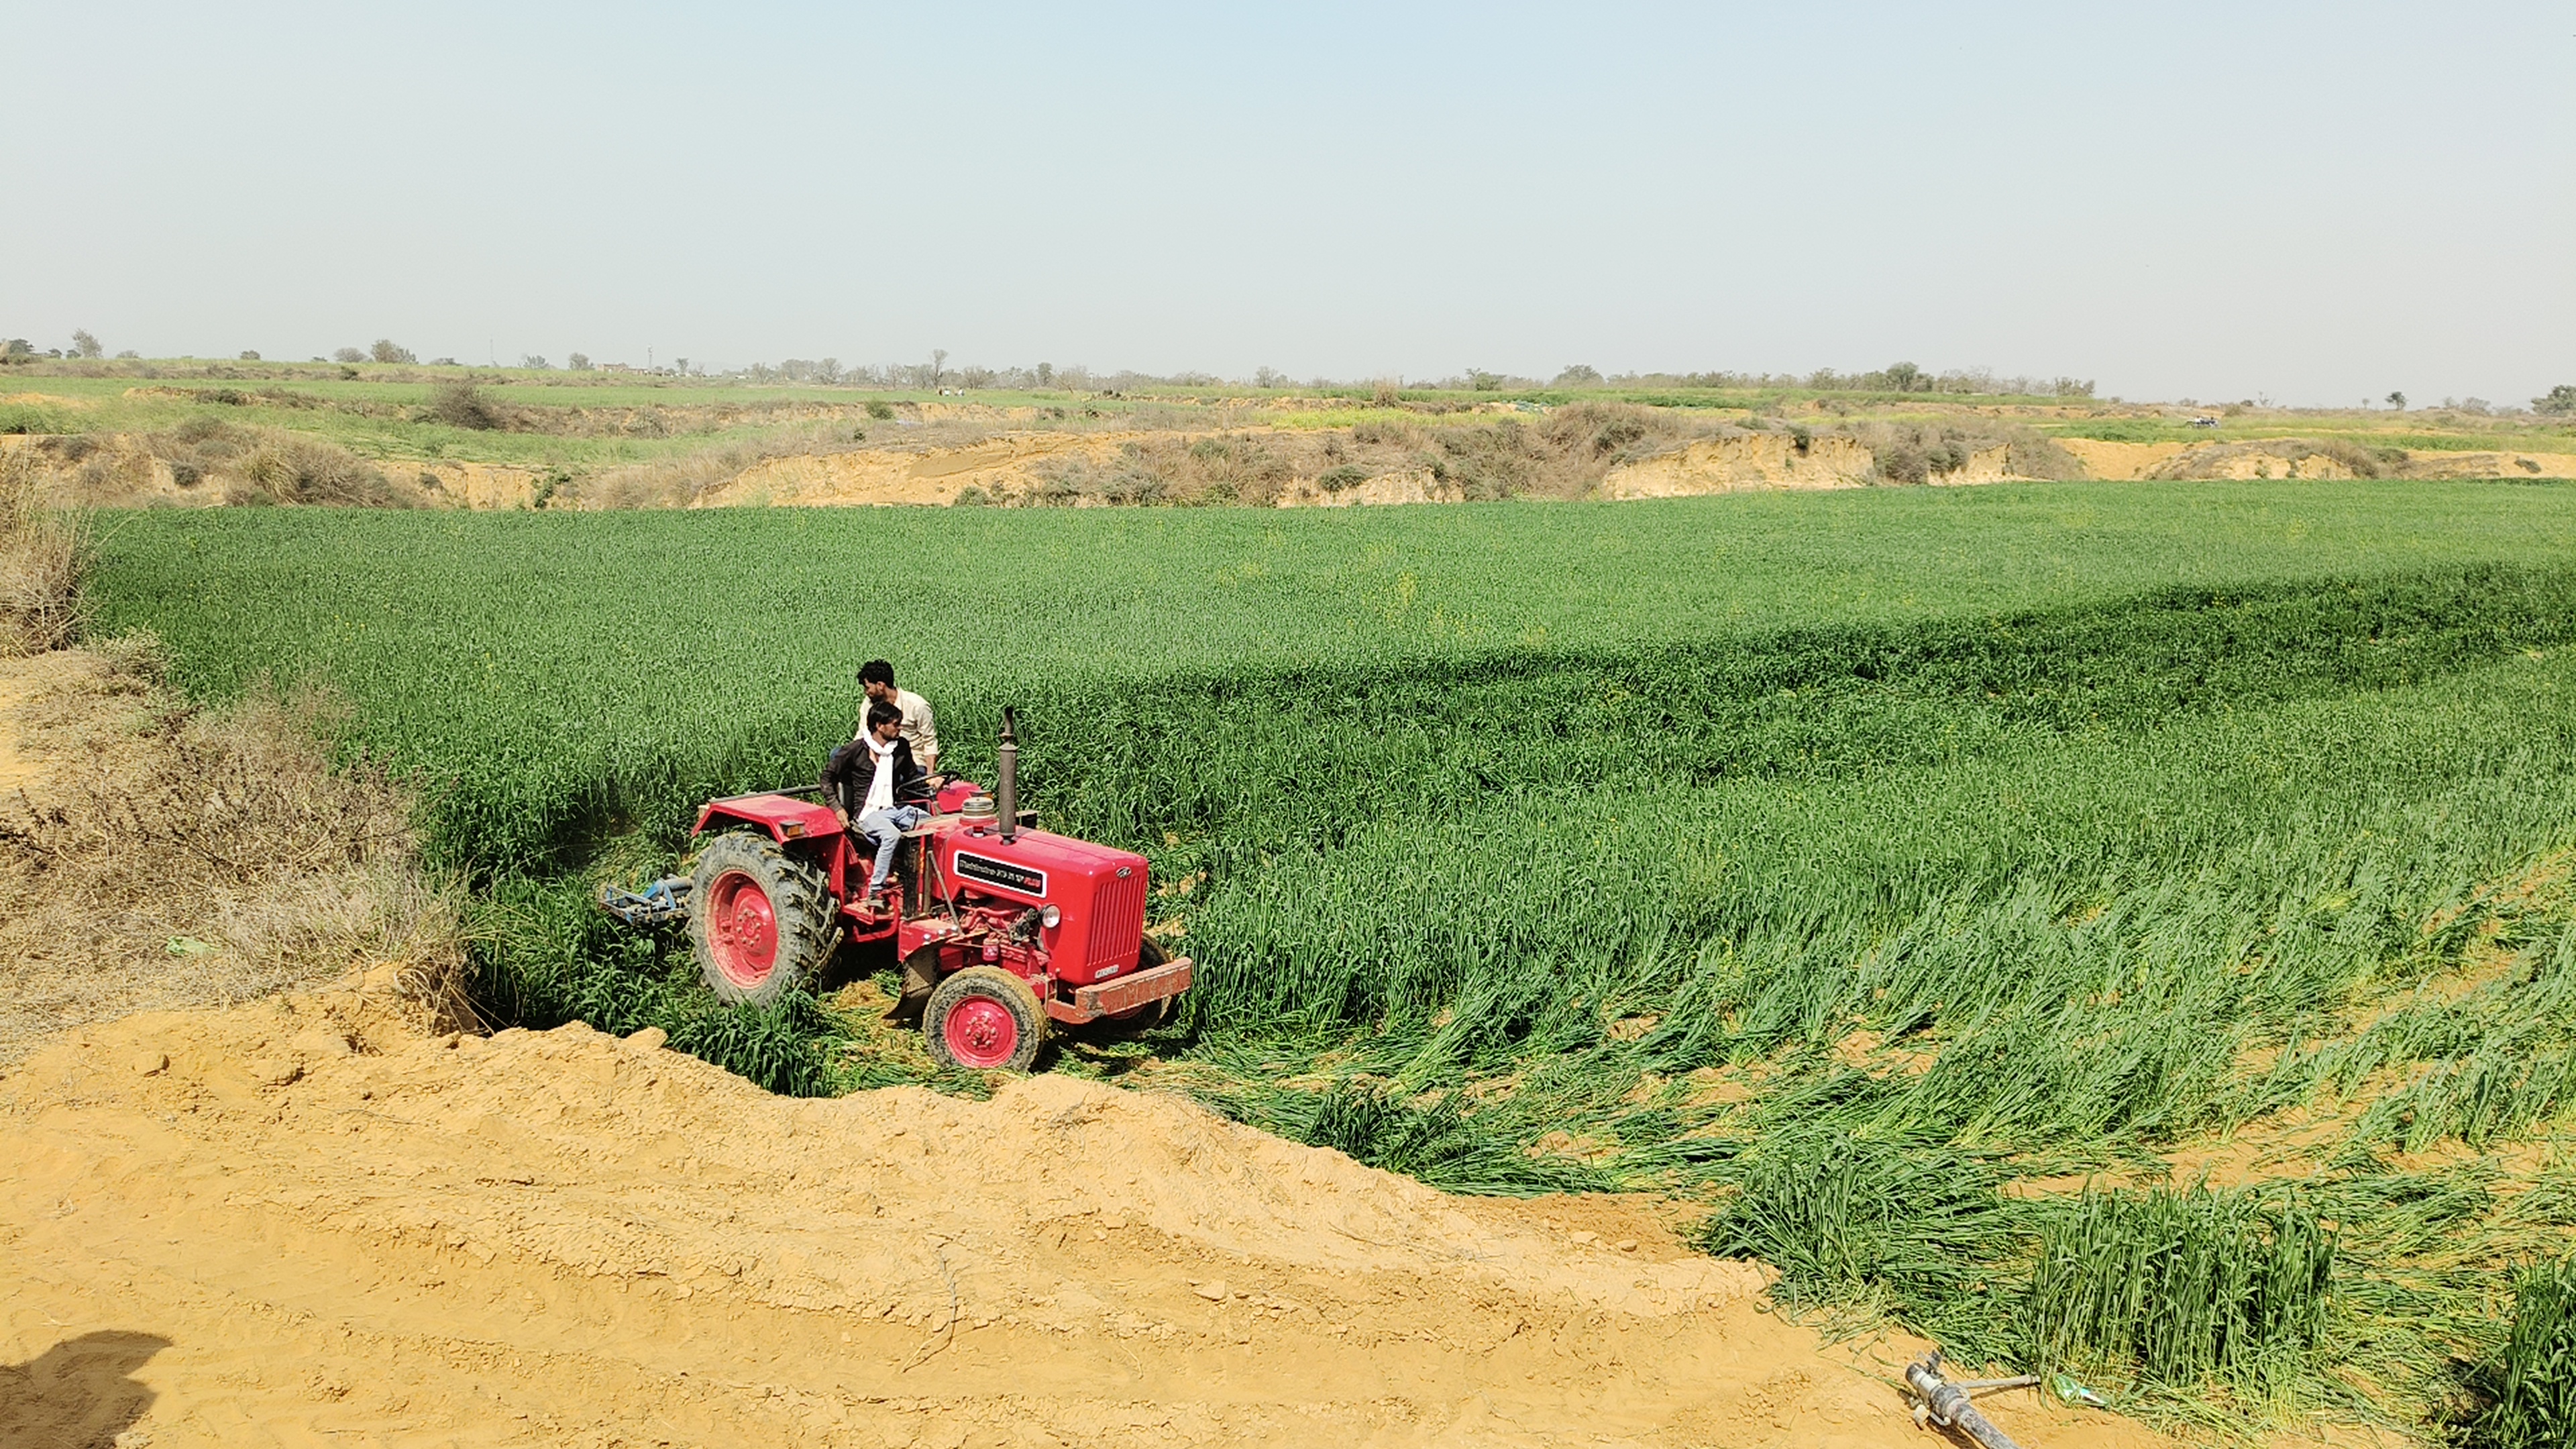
left=670, top=994, right=834, bottom=1097
left=1700, top=1134, right=2016, bottom=1355
left=0, top=402, right=66, bottom=435
left=2027, top=1186, right=2333, bottom=1392
left=1240, top=1077, right=1607, bottom=1195
left=2463, top=1258, right=2576, bottom=1449
left=468, top=878, right=835, bottom=1095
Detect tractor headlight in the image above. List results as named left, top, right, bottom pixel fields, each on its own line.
left=1039, top=905, right=1061, bottom=929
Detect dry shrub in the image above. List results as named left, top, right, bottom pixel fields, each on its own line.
left=2006, top=434, right=2086, bottom=480
left=1349, top=417, right=1426, bottom=448
left=123, top=418, right=420, bottom=506
left=9, top=417, right=427, bottom=508
left=1841, top=419, right=2081, bottom=484
left=1537, top=402, right=1689, bottom=461
left=2308, top=437, right=2393, bottom=478
left=1420, top=402, right=1709, bottom=500
left=426, top=381, right=511, bottom=431
left=0, top=450, right=83, bottom=655
left=0, top=643, right=468, bottom=1063
left=233, top=433, right=415, bottom=506
left=1847, top=421, right=1975, bottom=484
left=1032, top=433, right=1298, bottom=504
left=2145, top=438, right=2393, bottom=481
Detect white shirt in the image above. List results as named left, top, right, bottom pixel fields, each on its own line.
left=857, top=686, right=937, bottom=764
left=861, top=735, right=898, bottom=815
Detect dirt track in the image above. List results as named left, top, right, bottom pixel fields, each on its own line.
left=0, top=984, right=2174, bottom=1449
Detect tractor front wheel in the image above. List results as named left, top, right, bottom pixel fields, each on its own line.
left=925, top=967, right=1047, bottom=1073
left=690, top=831, right=834, bottom=1008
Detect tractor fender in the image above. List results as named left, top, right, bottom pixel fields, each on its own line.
left=692, top=793, right=843, bottom=847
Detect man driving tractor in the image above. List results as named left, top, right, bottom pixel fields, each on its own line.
left=822, top=701, right=934, bottom=910
left=600, top=684, right=1197, bottom=1063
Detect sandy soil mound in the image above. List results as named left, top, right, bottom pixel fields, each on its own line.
left=2053, top=439, right=2184, bottom=480
left=1599, top=435, right=1879, bottom=497
left=2056, top=436, right=2576, bottom=484
left=2143, top=442, right=2365, bottom=481
left=691, top=433, right=1164, bottom=508
left=401, top=460, right=543, bottom=509
left=0, top=991, right=2167, bottom=1449
left=2398, top=447, right=2576, bottom=480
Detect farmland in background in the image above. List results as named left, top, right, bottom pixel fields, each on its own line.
left=85, top=478, right=2576, bottom=1442
left=7, top=357, right=2571, bottom=511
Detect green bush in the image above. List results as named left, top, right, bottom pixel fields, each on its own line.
left=427, top=382, right=508, bottom=431
left=1245, top=1078, right=1605, bottom=1194
left=2026, top=1186, right=2333, bottom=1391
left=1699, top=1134, right=2014, bottom=1342
left=2465, top=1258, right=2576, bottom=1448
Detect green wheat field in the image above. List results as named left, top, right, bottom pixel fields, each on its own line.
left=90, top=478, right=2576, bottom=1443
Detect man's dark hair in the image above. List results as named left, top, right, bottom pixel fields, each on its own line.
left=858, top=659, right=896, bottom=688
left=865, top=700, right=903, bottom=732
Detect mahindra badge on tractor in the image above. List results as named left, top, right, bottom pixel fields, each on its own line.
left=601, top=709, right=1191, bottom=1071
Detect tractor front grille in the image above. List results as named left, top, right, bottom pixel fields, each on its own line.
left=1087, top=870, right=1146, bottom=974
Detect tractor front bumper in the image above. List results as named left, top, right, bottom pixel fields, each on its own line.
left=1048, top=956, right=1193, bottom=1024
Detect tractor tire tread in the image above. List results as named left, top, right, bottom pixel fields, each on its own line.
left=690, top=830, right=834, bottom=1008
left=924, top=965, right=1047, bottom=1073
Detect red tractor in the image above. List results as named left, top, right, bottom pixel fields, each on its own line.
left=603, top=709, right=1190, bottom=1071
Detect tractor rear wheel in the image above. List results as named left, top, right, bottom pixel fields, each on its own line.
left=924, top=966, right=1047, bottom=1073
left=690, top=831, right=834, bottom=1008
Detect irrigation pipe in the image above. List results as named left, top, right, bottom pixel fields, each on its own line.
left=1904, top=1352, right=2028, bottom=1449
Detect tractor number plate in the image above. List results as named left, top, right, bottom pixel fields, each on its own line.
left=953, top=851, right=1045, bottom=897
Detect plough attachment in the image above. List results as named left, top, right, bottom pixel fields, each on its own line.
left=599, top=876, right=692, bottom=928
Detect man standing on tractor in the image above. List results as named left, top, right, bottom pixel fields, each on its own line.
left=822, top=701, right=935, bottom=910
left=856, top=659, right=937, bottom=774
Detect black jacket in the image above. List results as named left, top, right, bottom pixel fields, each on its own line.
left=821, top=737, right=934, bottom=818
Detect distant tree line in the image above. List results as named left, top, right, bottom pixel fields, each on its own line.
left=1490, top=361, right=2099, bottom=397
left=5, top=331, right=2571, bottom=415
left=703, top=354, right=2105, bottom=398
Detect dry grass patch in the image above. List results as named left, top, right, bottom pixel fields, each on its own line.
left=0, top=451, right=81, bottom=655
left=1009, top=402, right=1737, bottom=505
left=25, top=419, right=424, bottom=507
left=0, top=641, right=468, bottom=1065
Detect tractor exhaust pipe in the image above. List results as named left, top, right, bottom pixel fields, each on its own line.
left=996, top=706, right=1018, bottom=844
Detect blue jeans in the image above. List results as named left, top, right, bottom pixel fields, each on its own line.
left=857, top=805, right=927, bottom=890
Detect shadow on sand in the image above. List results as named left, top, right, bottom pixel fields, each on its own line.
left=0, top=1331, right=170, bottom=1449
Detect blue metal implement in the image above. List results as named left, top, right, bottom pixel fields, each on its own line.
left=599, top=876, right=692, bottom=928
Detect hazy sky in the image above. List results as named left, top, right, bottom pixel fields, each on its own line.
left=6, top=1, right=2569, bottom=403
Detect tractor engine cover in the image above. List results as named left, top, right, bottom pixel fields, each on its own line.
left=933, top=826, right=1148, bottom=987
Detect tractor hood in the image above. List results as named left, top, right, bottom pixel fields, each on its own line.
left=932, top=826, right=1150, bottom=986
